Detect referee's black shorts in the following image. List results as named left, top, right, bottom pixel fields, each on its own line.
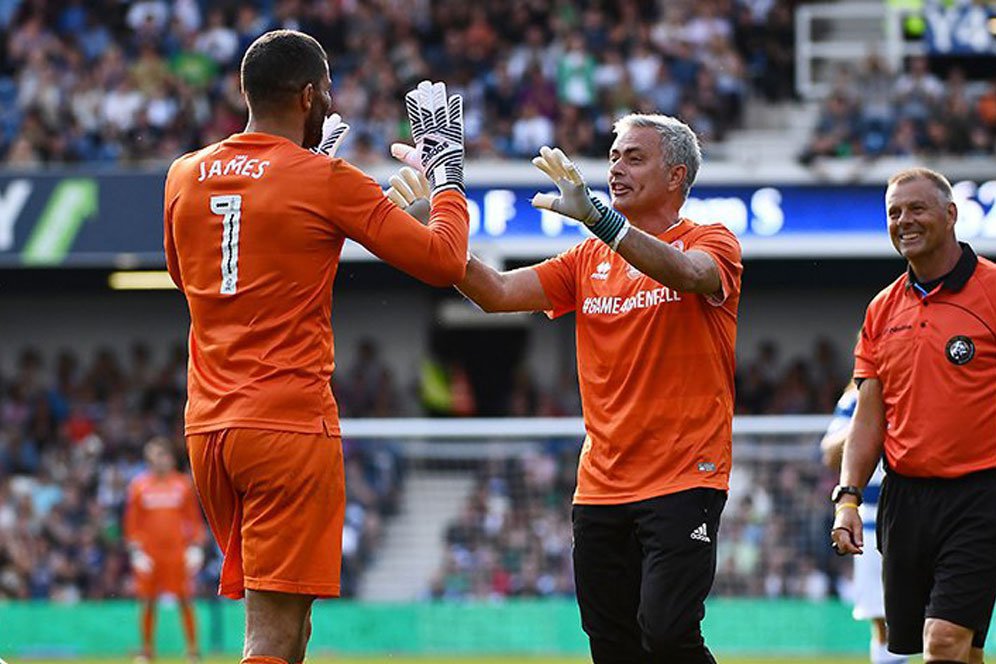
left=878, top=466, right=996, bottom=654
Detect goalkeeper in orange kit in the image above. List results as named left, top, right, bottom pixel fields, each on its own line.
left=125, top=437, right=207, bottom=663
left=165, top=29, right=468, bottom=664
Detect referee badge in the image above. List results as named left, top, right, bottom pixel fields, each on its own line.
left=945, top=335, right=975, bottom=365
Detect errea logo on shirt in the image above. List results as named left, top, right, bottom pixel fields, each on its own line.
left=591, top=262, right=611, bottom=280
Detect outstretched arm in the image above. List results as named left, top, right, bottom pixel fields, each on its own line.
left=457, top=258, right=552, bottom=313
left=383, top=166, right=553, bottom=313
left=330, top=82, right=471, bottom=286
left=336, top=181, right=468, bottom=287
left=614, top=231, right=721, bottom=295
left=530, top=146, right=721, bottom=295
left=839, top=378, right=886, bottom=492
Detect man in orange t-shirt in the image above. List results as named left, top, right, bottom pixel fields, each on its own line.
left=832, top=168, right=996, bottom=663
left=164, top=31, right=469, bottom=664
left=447, top=115, right=741, bottom=663
left=124, top=437, right=206, bottom=663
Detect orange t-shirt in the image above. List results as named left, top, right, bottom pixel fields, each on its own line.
left=854, top=247, right=996, bottom=478
left=124, top=471, right=205, bottom=559
left=534, top=219, right=742, bottom=504
left=164, top=132, right=468, bottom=435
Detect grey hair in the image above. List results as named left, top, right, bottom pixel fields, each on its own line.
left=887, top=167, right=954, bottom=206
left=613, top=113, right=702, bottom=198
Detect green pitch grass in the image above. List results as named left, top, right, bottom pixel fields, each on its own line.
left=14, top=657, right=915, bottom=664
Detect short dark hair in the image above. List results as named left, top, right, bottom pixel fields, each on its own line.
left=240, top=30, right=328, bottom=114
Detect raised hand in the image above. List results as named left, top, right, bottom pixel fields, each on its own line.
left=530, top=145, right=629, bottom=249
left=530, top=146, right=601, bottom=224
left=390, top=81, right=464, bottom=197
left=385, top=166, right=431, bottom=223
left=314, top=113, right=350, bottom=158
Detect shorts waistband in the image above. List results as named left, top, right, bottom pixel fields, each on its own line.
left=887, top=464, right=996, bottom=486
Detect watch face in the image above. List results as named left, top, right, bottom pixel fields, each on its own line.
left=832, top=486, right=860, bottom=503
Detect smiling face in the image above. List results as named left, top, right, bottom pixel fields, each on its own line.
left=607, top=126, right=685, bottom=218
left=885, top=176, right=957, bottom=262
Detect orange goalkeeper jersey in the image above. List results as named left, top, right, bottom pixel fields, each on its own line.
left=124, top=471, right=205, bottom=559
left=164, top=132, right=468, bottom=435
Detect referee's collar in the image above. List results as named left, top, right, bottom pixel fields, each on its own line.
left=905, top=242, right=977, bottom=295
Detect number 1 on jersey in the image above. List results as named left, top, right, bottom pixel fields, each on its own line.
left=211, top=194, right=242, bottom=294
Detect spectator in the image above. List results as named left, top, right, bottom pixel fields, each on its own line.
left=800, top=93, right=861, bottom=163
left=977, top=79, right=996, bottom=131
left=337, top=339, right=398, bottom=418
left=194, top=9, right=238, bottom=68
left=893, top=55, right=944, bottom=121
left=556, top=34, right=596, bottom=108
left=626, top=41, right=661, bottom=95
left=511, top=103, right=554, bottom=156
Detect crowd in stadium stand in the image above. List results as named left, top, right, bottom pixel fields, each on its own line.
left=429, top=447, right=846, bottom=602
left=0, top=343, right=402, bottom=599
left=800, top=54, right=996, bottom=162
left=0, top=0, right=800, bottom=166
left=0, top=335, right=849, bottom=601
left=428, top=448, right=578, bottom=600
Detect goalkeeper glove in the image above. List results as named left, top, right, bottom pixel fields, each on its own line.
left=386, top=166, right=431, bottom=223
left=129, top=546, right=153, bottom=574
left=184, top=545, right=204, bottom=573
left=314, top=113, right=350, bottom=158
left=390, top=80, right=465, bottom=197
left=530, top=146, right=630, bottom=250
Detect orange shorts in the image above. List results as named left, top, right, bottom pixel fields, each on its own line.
left=186, top=427, right=344, bottom=599
left=135, top=553, right=193, bottom=599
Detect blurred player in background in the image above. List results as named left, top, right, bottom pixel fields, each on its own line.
left=391, top=114, right=741, bottom=663
left=125, top=437, right=206, bottom=664
left=832, top=168, right=996, bottom=664
left=821, top=381, right=907, bottom=664
left=164, top=30, right=468, bottom=664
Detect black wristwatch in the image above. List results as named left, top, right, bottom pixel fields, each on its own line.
left=831, top=485, right=863, bottom=505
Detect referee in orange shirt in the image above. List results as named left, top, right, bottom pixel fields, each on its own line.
left=832, top=168, right=996, bottom=664
left=390, top=115, right=742, bottom=662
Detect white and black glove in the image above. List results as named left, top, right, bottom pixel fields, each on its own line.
left=129, top=546, right=153, bottom=574
left=386, top=166, right=431, bottom=223
left=531, top=146, right=630, bottom=250
left=314, top=113, right=350, bottom=157
left=184, top=545, right=205, bottom=574
left=390, top=80, right=465, bottom=198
